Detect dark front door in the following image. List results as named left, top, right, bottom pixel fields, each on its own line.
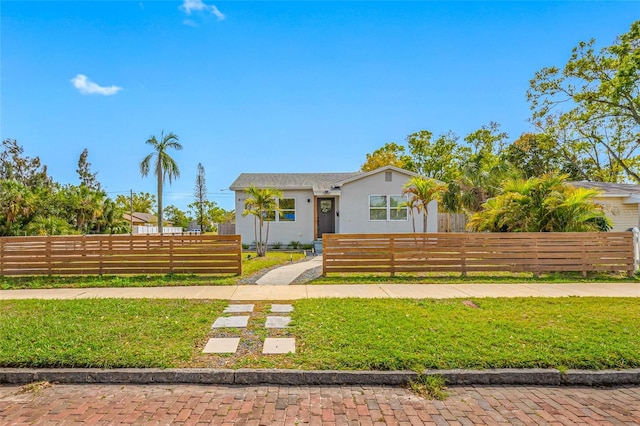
left=317, top=198, right=335, bottom=238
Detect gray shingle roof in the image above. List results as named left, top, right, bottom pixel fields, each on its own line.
left=229, top=172, right=362, bottom=191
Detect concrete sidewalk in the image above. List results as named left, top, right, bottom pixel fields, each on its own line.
left=0, top=282, right=638, bottom=300
left=255, top=255, right=322, bottom=285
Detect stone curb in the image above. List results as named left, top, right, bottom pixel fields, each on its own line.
left=1, top=368, right=640, bottom=386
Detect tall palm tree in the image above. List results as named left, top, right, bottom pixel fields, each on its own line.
left=140, top=131, right=182, bottom=234
left=402, top=176, right=448, bottom=232
left=242, top=185, right=282, bottom=257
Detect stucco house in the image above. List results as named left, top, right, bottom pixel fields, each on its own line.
left=570, top=181, right=640, bottom=231
left=229, top=166, right=438, bottom=246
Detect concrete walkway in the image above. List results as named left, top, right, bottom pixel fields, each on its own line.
left=0, top=282, right=638, bottom=300
left=255, top=255, right=323, bottom=285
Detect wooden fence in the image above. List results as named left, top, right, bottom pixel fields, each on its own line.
left=0, top=234, right=242, bottom=276
left=438, top=213, right=467, bottom=233
left=323, top=233, right=635, bottom=277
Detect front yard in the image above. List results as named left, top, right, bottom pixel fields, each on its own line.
left=1, top=297, right=638, bottom=371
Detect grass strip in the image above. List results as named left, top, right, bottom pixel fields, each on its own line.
left=1, top=298, right=639, bottom=371
left=311, top=271, right=640, bottom=284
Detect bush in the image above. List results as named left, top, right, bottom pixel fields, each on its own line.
left=289, top=241, right=300, bottom=249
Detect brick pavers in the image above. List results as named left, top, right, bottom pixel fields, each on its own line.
left=1, top=384, right=638, bottom=425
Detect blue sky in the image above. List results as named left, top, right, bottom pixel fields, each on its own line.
left=2, top=1, right=638, bottom=211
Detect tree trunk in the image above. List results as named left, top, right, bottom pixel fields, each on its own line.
left=157, top=169, right=164, bottom=235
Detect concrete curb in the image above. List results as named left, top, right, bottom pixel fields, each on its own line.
left=1, top=368, right=639, bottom=386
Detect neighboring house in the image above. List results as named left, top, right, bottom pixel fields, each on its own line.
left=229, top=166, right=438, bottom=245
left=123, top=212, right=180, bottom=234
left=123, top=212, right=159, bottom=226
left=570, top=181, right=640, bottom=232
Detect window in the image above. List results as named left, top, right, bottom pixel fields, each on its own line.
left=369, top=195, right=387, bottom=220
left=278, top=198, right=296, bottom=222
left=264, top=198, right=295, bottom=222
left=370, top=195, right=407, bottom=221
left=385, top=171, right=392, bottom=182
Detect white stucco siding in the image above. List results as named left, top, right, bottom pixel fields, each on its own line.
left=596, top=197, right=640, bottom=231
left=234, top=189, right=316, bottom=245
left=338, top=171, right=437, bottom=233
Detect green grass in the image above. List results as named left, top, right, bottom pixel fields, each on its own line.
left=0, top=299, right=227, bottom=368
left=1, top=297, right=639, bottom=371
left=311, top=271, right=640, bottom=284
left=0, top=251, right=306, bottom=290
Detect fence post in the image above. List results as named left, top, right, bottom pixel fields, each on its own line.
left=0, top=237, right=3, bottom=276
left=390, top=236, right=395, bottom=277
left=633, top=228, right=639, bottom=273
left=322, top=238, right=327, bottom=277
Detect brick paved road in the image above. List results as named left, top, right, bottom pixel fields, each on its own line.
left=0, top=383, right=638, bottom=425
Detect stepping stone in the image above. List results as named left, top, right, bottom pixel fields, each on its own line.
left=212, top=316, right=249, bottom=328
left=224, top=304, right=254, bottom=313
left=265, top=316, right=291, bottom=328
left=203, top=338, right=240, bottom=354
left=270, top=304, right=294, bottom=313
left=263, top=338, right=295, bottom=354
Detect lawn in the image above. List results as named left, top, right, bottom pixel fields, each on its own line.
left=1, top=297, right=639, bottom=371
left=311, top=271, right=640, bottom=284
left=0, top=251, right=306, bottom=290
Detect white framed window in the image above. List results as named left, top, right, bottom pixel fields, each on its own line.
left=369, top=195, right=407, bottom=221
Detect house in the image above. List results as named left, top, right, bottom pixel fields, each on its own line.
left=123, top=212, right=180, bottom=234
left=569, top=181, right=640, bottom=231
left=123, top=212, right=159, bottom=226
left=229, top=166, right=437, bottom=246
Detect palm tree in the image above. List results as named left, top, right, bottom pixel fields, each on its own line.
left=140, top=131, right=182, bottom=234
left=402, top=176, right=448, bottom=232
left=242, top=185, right=282, bottom=257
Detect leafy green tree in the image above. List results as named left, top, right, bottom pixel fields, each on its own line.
left=406, top=130, right=468, bottom=182
left=455, top=123, right=515, bottom=213
left=242, top=186, right=282, bottom=256
left=0, top=179, right=36, bottom=235
left=0, top=139, right=51, bottom=189
left=361, top=142, right=412, bottom=171
left=528, top=20, right=640, bottom=183
left=193, top=163, right=207, bottom=232
left=401, top=176, right=448, bottom=233
left=164, top=205, right=191, bottom=229
left=468, top=174, right=611, bottom=232
left=25, top=216, right=76, bottom=236
left=76, top=148, right=101, bottom=191
left=115, top=192, right=156, bottom=214
left=140, top=131, right=183, bottom=234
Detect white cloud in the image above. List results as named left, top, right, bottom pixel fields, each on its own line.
left=71, top=74, right=122, bottom=96
left=180, top=0, right=225, bottom=21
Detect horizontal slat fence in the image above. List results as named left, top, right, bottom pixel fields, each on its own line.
left=323, top=233, right=635, bottom=277
left=0, top=234, right=242, bottom=276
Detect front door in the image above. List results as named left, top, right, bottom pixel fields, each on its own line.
left=317, top=198, right=335, bottom=238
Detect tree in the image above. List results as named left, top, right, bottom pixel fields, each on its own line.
left=468, top=174, right=611, bottom=232
left=0, top=179, right=36, bottom=235
left=242, top=186, right=282, bottom=256
left=193, top=163, right=207, bottom=232
left=528, top=20, right=640, bottom=183
left=401, top=176, right=448, bottom=233
left=187, top=199, right=228, bottom=232
left=140, top=131, right=182, bottom=234
left=361, top=142, right=412, bottom=171
left=115, top=192, right=156, bottom=214
left=164, top=205, right=191, bottom=229
left=0, top=139, right=51, bottom=189
left=455, top=123, right=515, bottom=213
left=406, top=130, right=468, bottom=182
left=76, top=148, right=101, bottom=191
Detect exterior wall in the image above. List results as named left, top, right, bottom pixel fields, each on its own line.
left=234, top=189, right=316, bottom=245
left=596, top=197, right=640, bottom=232
left=338, top=170, right=437, bottom=234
